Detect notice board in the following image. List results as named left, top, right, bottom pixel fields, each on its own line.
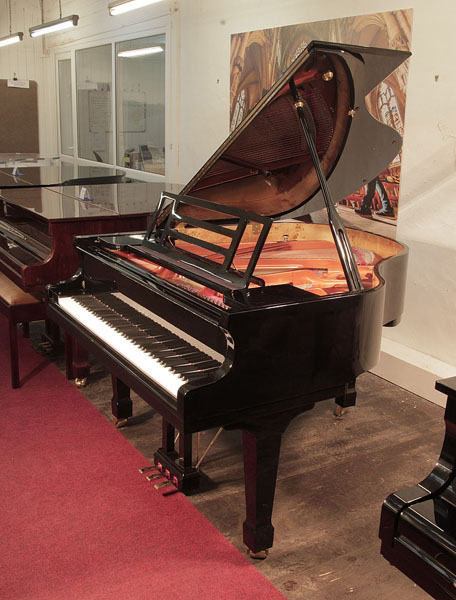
left=0, top=80, right=39, bottom=152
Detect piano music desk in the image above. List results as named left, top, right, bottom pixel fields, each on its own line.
left=0, top=271, right=46, bottom=388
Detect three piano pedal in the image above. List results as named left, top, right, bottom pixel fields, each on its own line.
left=139, top=465, right=179, bottom=496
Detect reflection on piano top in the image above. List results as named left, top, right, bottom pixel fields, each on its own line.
left=0, top=182, right=183, bottom=221
left=0, top=153, right=60, bottom=167
left=0, top=160, right=126, bottom=189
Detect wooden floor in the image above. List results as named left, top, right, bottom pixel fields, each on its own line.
left=32, top=324, right=443, bottom=599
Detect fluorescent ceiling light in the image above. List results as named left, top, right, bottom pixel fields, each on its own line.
left=29, top=15, right=79, bottom=38
left=0, top=32, right=23, bottom=48
left=117, top=46, right=163, bottom=58
left=109, top=0, right=164, bottom=16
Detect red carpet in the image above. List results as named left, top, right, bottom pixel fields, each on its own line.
left=0, top=317, right=285, bottom=600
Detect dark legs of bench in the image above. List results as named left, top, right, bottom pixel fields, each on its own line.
left=8, top=320, right=20, bottom=389
left=7, top=319, right=39, bottom=388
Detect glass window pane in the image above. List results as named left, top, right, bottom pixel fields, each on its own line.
left=76, top=45, right=113, bottom=163
left=58, top=59, right=73, bottom=156
left=116, top=34, right=165, bottom=175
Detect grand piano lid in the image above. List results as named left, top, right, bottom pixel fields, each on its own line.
left=181, top=40, right=411, bottom=220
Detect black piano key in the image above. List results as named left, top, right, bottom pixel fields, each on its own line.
left=72, top=292, right=222, bottom=383
left=159, top=352, right=205, bottom=366
left=172, top=360, right=220, bottom=374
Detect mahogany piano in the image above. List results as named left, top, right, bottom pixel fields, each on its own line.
left=47, top=41, right=410, bottom=556
left=0, top=182, right=159, bottom=347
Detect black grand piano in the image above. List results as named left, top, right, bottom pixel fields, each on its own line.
left=47, top=41, right=410, bottom=557
left=380, top=377, right=456, bottom=599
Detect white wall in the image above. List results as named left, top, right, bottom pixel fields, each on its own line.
left=1, top=0, right=455, bottom=400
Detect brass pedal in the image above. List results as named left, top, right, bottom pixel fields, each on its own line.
left=154, top=481, right=174, bottom=490
left=139, top=466, right=158, bottom=474
left=146, top=473, right=163, bottom=482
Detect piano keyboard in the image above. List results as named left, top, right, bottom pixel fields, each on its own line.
left=58, top=292, right=223, bottom=397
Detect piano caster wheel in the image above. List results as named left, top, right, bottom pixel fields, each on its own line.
left=247, top=548, right=269, bottom=560
left=334, top=404, right=346, bottom=418
left=114, top=417, right=128, bottom=429
left=75, top=377, right=87, bottom=388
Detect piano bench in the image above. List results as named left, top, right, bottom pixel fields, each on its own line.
left=0, top=272, right=46, bottom=388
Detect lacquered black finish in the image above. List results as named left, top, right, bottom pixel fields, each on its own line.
left=183, top=41, right=411, bottom=218
left=47, top=222, right=406, bottom=550
left=46, top=40, right=410, bottom=553
left=380, top=377, right=456, bottom=599
left=0, top=163, right=126, bottom=188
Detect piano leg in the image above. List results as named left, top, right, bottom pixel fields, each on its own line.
left=242, top=429, right=282, bottom=558
left=64, top=333, right=74, bottom=380
left=154, top=419, right=200, bottom=494
left=239, top=405, right=315, bottom=558
left=111, top=376, right=132, bottom=428
left=334, top=379, right=357, bottom=417
left=67, top=337, right=90, bottom=386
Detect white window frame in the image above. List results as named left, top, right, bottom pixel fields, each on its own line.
left=54, top=24, right=171, bottom=183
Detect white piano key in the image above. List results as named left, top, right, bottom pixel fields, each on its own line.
left=58, top=296, right=187, bottom=398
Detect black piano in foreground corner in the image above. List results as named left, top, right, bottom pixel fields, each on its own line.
left=380, top=377, right=456, bottom=599
left=47, top=41, right=410, bottom=557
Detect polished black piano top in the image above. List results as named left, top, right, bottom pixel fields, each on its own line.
left=0, top=160, right=127, bottom=189
left=47, top=40, right=411, bottom=556
left=0, top=181, right=170, bottom=220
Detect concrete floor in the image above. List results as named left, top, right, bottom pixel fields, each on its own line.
left=31, top=323, right=443, bottom=599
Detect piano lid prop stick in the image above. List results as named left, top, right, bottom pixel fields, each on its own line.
left=289, top=77, right=363, bottom=293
